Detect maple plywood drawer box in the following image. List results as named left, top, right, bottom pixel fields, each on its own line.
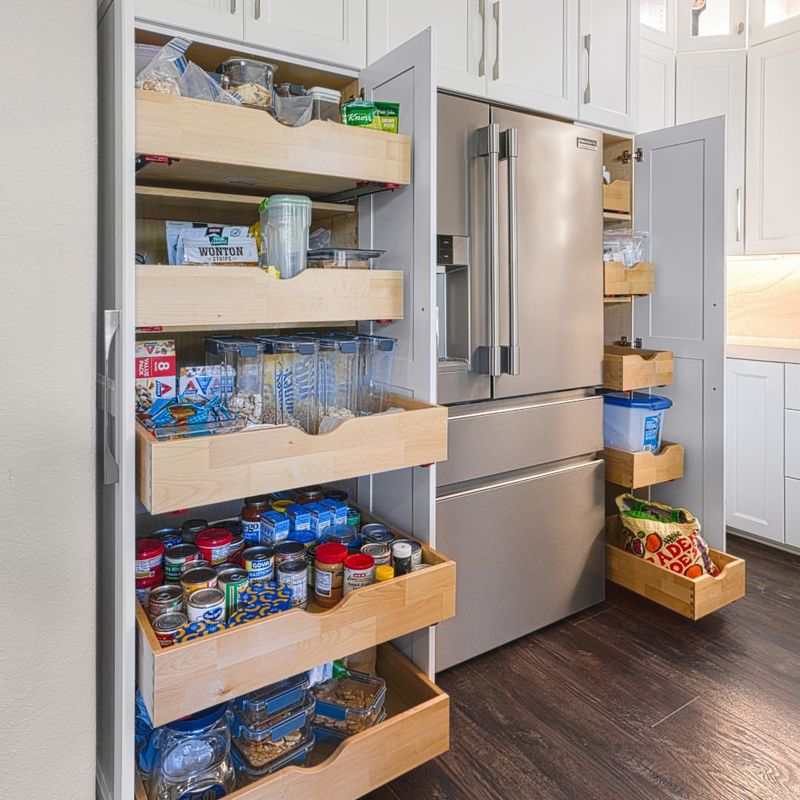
left=604, top=261, right=655, bottom=297
left=603, top=346, right=674, bottom=391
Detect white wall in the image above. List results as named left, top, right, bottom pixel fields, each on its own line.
left=0, top=2, right=97, bottom=798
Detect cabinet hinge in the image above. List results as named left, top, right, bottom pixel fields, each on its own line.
left=621, top=148, right=643, bottom=164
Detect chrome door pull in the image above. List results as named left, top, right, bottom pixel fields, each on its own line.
left=492, top=1, right=501, bottom=80
left=102, top=309, right=120, bottom=485
left=230, top=0, right=236, bottom=13
left=583, top=33, right=591, bottom=105
left=255, top=0, right=261, bottom=20
left=478, top=0, right=486, bottom=77
left=501, top=128, right=519, bottom=375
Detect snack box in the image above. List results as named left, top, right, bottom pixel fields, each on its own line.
left=135, top=339, right=176, bottom=411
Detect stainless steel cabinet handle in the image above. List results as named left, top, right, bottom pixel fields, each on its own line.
left=502, top=128, right=519, bottom=376
left=255, top=0, right=261, bottom=20
left=736, top=187, right=742, bottom=242
left=492, top=1, right=501, bottom=80
left=230, top=0, right=236, bottom=13
left=583, top=33, right=591, bottom=105
left=478, top=0, right=486, bottom=77
left=103, top=309, right=120, bottom=486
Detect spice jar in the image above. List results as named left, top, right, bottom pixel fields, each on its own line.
left=343, top=553, right=375, bottom=595
left=314, top=542, right=348, bottom=608
left=195, top=528, right=234, bottom=566
left=241, top=496, right=271, bottom=544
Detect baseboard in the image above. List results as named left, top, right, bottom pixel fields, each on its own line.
left=727, top=527, right=800, bottom=557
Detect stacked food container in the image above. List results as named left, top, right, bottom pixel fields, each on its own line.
left=312, top=672, right=387, bottom=745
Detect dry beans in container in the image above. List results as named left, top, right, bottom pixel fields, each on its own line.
left=164, top=543, right=200, bottom=582
left=180, top=566, right=218, bottom=601
left=135, top=538, right=164, bottom=579
left=152, top=611, right=187, bottom=648
left=278, top=560, right=308, bottom=609
left=187, top=587, right=227, bottom=623
left=148, top=584, right=184, bottom=620
left=343, top=553, right=376, bottom=595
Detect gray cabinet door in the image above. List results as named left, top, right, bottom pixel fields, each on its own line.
left=634, top=117, right=726, bottom=549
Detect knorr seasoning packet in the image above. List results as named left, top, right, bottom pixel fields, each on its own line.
left=342, top=99, right=400, bottom=132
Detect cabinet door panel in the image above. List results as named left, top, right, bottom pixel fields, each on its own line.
left=488, top=0, right=579, bottom=119
left=638, top=40, right=675, bottom=133
left=785, top=477, right=800, bottom=548
left=245, top=0, right=366, bottom=68
left=676, top=50, right=746, bottom=255
left=746, top=32, right=800, bottom=254
left=677, top=0, right=746, bottom=50
left=641, top=0, right=676, bottom=47
left=785, top=409, right=800, bottom=478
left=725, top=359, right=785, bottom=542
left=750, top=0, right=800, bottom=45
left=135, top=0, right=243, bottom=39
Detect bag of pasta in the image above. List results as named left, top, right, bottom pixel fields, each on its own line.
left=616, top=494, right=719, bottom=578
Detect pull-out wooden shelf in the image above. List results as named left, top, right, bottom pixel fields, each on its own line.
left=135, top=265, right=404, bottom=331
left=138, top=536, right=454, bottom=723
left=602, top=442, right=684, bottom=489
left=603, top=346, right=674, bottom=391
left=136, top=91, right=411, bottom=196
left=604, top=261, right=654, bottom=297
left=137, top=395, right=447, bottom=514
left=136, top=645, right=449, bottom=800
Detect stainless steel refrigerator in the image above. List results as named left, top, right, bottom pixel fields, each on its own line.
left=435, top=93, right=606, bottom=672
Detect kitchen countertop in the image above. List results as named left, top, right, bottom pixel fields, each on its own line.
left=727, top=336, right=800, bottom=364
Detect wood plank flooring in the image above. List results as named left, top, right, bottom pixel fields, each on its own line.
left=367, top=535, right=800, bottom=800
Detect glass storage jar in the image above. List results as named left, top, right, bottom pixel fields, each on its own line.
left=259, top=195, right=312, bottom=278
left=205, top=336, right=265, bottom=427
left=316, top=335, right=358, bottom=432
left=219, top=57, right=277, bottom=111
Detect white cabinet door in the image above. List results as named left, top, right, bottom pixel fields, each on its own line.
left=725, top=359, right=785, bottom=542
left=638, top=40, right=675, bottom=133
left=677, top=0, right=747, bottom=50
left=244, top=0, right=366, bottom=68
left=641, top=0, right=677, bottom=46
left=487, top=0, right=579, bottom=119
left=634, top=118, right=726, bottom=550
left=676, top=50, right=746, bottom=255
left=785, top=477, right=800, bottom=547
left=578, top=0, right=638, bottom=131
left=750, top=0, right=800, bottom=45
left=367, top=0, right=485, bottom=96
left=746, top=32, right=800, bottom=254
left=135, top=0, right=243, bottom=39
left=785, top=409, right=800, bottom=477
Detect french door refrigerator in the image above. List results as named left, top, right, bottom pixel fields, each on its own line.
left=435, top=93, right=606, bottom=671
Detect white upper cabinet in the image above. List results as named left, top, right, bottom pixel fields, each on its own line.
left=641, top=0, right=677, bottom=46
left=578, top=0, right=638, bottom=131
left=746, top=31, right=800, bottom=253
left=367, top=0, right=485, bottom=96
left=135, top=0, right=244, bottom=39
left=638, top=40, right=675, bottom=132
left=488, top=0, right=579, bottom=119
left=244, top=0, right=366, bottom=68
left=750, top=0, right=800, bottom=45
left=677, top=0, right=747, bottom=50
left=676, top=50, right=746, bottom=254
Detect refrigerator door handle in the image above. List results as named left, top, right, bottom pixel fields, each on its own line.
left=500, top=127, right=519, bottom=376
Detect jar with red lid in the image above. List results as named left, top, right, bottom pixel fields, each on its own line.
left=241, top=495, right=272, bottom=544
left=313, top=543, right=348, bottom=608
left=136, top=568, right=164, bottom=607
left=136, top=538, right=165, bottom=580
left=343, top=553, right=376, bottom=595
left=195, top=528, right=234, bottom=566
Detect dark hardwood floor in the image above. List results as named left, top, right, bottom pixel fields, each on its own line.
left=368, top=535, right=800, bottom=800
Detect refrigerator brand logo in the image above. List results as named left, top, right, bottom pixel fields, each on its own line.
left=576, top=137, right=598, bottom=151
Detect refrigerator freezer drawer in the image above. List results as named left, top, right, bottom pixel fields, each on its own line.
left=436, top=393, right=602, bottom=487
left=435, top=458, right=605, bottom=672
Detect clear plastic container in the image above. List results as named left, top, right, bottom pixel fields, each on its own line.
left=220, top=57, right=277, bottom=110
left=232, top=731, right=315, bottom=787
left=308, top=86, right=342, bottom=122
left=256, top=335, right=319, bottom=432
left=316, top=335, right=359, bottom=433
left=603, top=392, right=673, bottom=453
left=306, top=248, right=385, bottom=270
left=312, top=672, right=387, bottom=736
left=354, top=334, right=397, bottom=414
left=259, top=195, right=312, bottom=277
left=231, top=673, right=311, bottom=725
left=205, top=336, right=265, bottom=427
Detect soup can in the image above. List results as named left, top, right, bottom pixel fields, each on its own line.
left=195, top=528, right=233, bottom=566
left=391, top=538, right=422, bottom=567
left=242, top=546, right=275, bottom=580
left=181, top=518, right=209, bottom=541
left=180, top=566, right=218, bottom=601
left=135, top=538, right=165, bottom=579
left=148, top=584, right=184, bottom=620
left=150, top=527, right=184, bottom=550
left=152, top=611, right=187, bottom=648
left=278, top=560, right=308, bottom=609
left=187, top=587, right=227, bottom=624
left=275, top=540, right=306, bottom=568
left=164, top=543, right=200, bottom=582
left=361, top=523, right=394, bottom=545
left=136, top=569, right=163, bottom=608
left=182, top=558, right=210, bottom=574
left=344, top=553, right=376, bottom=595
left=360, top=542, right=391, bottom=567
left=217, top=567, right=249, bottom=616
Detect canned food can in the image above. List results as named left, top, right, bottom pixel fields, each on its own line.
left=411, top=563, right=432, bottom=572
left=164, top=543, right=200, bottom=582
left=187, top=587, right=227, bottom=623
left=217, top=567, right=249, bottom=617
left=242, top=546, right=275, bottom=580
left=275, top=540, right=306, bottom=568
left=360, top=542, right=391, bottom=566
left=195, top=528, right=234, bottom=566
left=343, top=553, right=376, bottom=595
left=136, top=568, right=164, bottom=607
left=152, top=611, right=188, bottom=648
left=148, top=584, right=184, bottom=619
left=227, top=531, right=246, bottom=565
left=181, top=518, right=209, bottom=541
left=180, top=566, right=218, bottom=601
left=324, top=489, right=349, bottom=502
left=392, top=538, right=423, bottom=568
left=150, top=527, right=184, bottom=550
left=182, top=558, right=211, bottom=574
left=135, top=537, right=165, bottom=579
left=346, top=508, right=361, bottom=531
left=361, top=523, right=394, bottom=545
left=277, top=561, right=308, bottom=609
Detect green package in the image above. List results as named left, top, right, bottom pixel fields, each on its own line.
left=373, top=101, right=400, bottom=133
left=341, top=99, right=376, bottom=127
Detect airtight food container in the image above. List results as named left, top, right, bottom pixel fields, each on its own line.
left=603, top=392, right=673, bottom=453
left=219, top=57, right=277, bottom=110
left=308, top=86, right=342, bottom=122
left=312, top=672, right=386, bottom=736
left=306, top=248, right=385, bottom=270
left=205, top=336, right=265, bottom=427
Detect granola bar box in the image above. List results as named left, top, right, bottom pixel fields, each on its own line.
left=136, top=339, right=176, bottom=411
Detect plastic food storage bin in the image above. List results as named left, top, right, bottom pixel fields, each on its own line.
left=306, top=248, right=386, bottom=270
left=308, top=86, right=342, bottom=122
left=259, top=195, right=312, bottom=278
left=231, top=673, right=311, bottom=724
left=354, top=334, right=397, bottom=414
left=316, top=335, right=359, bottom=432
left=231, top=731, right=315, bottom=787
left=256, top=335, right=319, bottom=432
left=312, top=672, right=387, bottom=736
left=603, top=392, right=673, bottom=453
left=219, top=57, right=277, bottom=111
left=205, top=336, right=265, bottom=427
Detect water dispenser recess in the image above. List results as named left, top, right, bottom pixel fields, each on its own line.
left=436, top=234, right=470, bottom=363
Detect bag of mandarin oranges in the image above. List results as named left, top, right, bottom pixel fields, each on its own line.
left=616, top=494, right=720, bottom=579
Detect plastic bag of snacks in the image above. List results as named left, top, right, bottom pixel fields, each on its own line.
left=616, top=494, right=720, bottom=579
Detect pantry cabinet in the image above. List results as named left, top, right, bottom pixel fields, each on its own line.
left=745, top=31, right=800, bottom=253
left=135, top=0, right=243, bottom=39
left=640, top=0, right=677, bottom=47
left=750, top=0, right=800, bottom=45
left=578, top=0, right=639, bottom=131
left=676, top=50, right=746, bottom=255
left=677, top=0, right=747, bottom=50
left=638, top=40, right=675, bottom=132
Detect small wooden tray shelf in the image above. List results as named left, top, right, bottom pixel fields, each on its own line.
left=137, top=395, right=448, bottom=514
left=135, top=645, right=449, bottom=799
left=606, top=527, right=745, bottom=620
left=135, top=265, right=404, bottom=331
left=603, top=346, right=674, bottom=391
left=604, top=261, right=655, bottom=297
left=602, top=442, right=684, bottom=489
left=136, top=91, right=411, bottom=196
left=603, top=179, right=631, bottom=214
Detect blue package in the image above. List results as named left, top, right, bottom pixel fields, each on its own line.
left=260, top=510, right=291, bottom=545
left=306, top=502, right=334, bottom=537
left=286, top=503, right=311, bottom=532
left=319, top=498, right=348, bottom=526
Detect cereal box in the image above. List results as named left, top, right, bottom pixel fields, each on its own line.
left=136, top=339, right=176, bottom=411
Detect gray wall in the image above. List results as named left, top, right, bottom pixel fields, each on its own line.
left=0, top=2, right=97, bottom=796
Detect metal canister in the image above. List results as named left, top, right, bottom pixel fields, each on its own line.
left=180, top=565, right=218, bottom=601
left=152, top=611, right=187, bottom=648
left=275, top=540, right=306, bottom=568
left=392, top=538, right=423, bottom=568
left=361, top=523, right=394, bottom=545
left=361, top=542, right=391, bottom=567
left=217, top=567, right=249, bottom=617
left=242, top=546, right=274, bottom=580
left=164, top=543, right=200, bottom=582
left=181, top=518, right=208, bottom=542
left=148, top=584, right=184, bottom=620
left=277, top=560, right=308, bottom=609
left=150, top=527, right=184, bottom=550
left=187, top=587, right=227, bottom=623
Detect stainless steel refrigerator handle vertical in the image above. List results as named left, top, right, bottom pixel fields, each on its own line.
left=501, top=128, right=520, bottom=376
left=583, top=34, right=591, bottom=104
left=478, top=0, right=486, bottom=77
left=736, top=187, right=742, bottom=242
left=230, top=0, right=236, bottom=13
left=103, top=309, right=120, bottom=486
left=492, top=1, right=501, bottom=80
left=255, top=0, right=261, bottom=20
left=475, top=124, right=502, bottom=376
